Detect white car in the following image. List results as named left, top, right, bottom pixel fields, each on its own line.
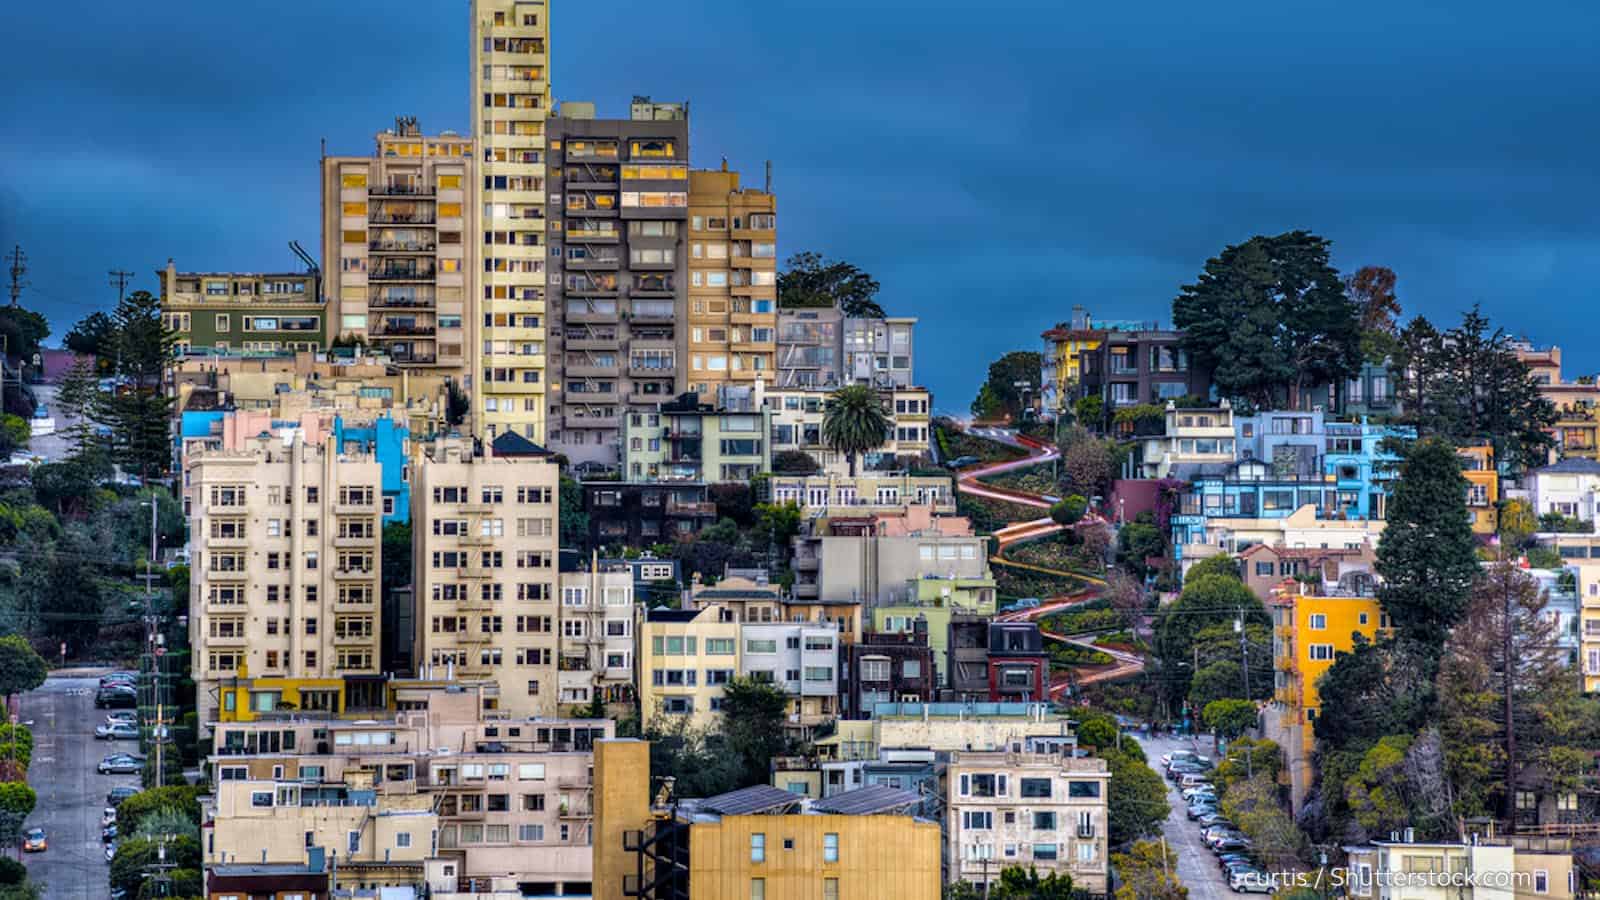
left=101, top=807, right=117, bottom=828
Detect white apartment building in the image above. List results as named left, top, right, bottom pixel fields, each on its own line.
left=946, top=752, right=1111, bottom=894
left=740, top=622, right=841, bottom=734
left=187, top=434, right=383, bottom=729
left=557, top=562, right=636, bottom=713
left=412, top=435, right=561, bottom=717
left=1526, top=458, right=1600, bottom=522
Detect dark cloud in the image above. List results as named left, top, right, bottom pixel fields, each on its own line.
left=3, top=0, right=1598, bottom=399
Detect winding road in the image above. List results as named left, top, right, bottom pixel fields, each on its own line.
left=953, top=424, right=1145, bottom=697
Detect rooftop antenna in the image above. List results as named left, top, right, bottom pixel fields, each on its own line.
left=765, top=160, right=772, bottom=193
left=289, top=241, right=320, bottom=276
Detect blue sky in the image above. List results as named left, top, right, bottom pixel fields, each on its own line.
left=3, top=0, right=1598, bottom=411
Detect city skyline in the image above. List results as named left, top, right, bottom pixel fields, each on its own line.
left=3, top=0, right=1598, bottom=409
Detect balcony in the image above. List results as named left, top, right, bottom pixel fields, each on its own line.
left=565, top=307, right=620, bottom=325
left=207, top=632, right=247, bottom=646
left=564, top=412, right=621, bottom=430
left=334, top=533, right=376, bottom=548
left=367, top=296, right=436, bottom=310
left=567, top=390, right=620, bottom=405
left=628, top=362, right=676, bottom=378
left=206, top=567, right=248, bottom=582
left=333, top=567, right=376, bottom=581
left=333, top=631, right=375, bottom=645
left=794, top=555, right=819, bottom=571
left=369, top=240, right=437, bottom=253
left=371, top=324, right=438, bottom=337
left=628, top=307, right=675, bottom=325
left=369, top=214, right=436, bottom=226
left=369, top=184, right=436, bottom=197
left=665, top=499, right=716, bottom=517
left=370, top=268, right=437, bottom=282
left=390, top=352, right=437, bottom=365
left=565, top=363, right=619, bottom=378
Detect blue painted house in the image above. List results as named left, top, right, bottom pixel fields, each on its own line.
left=1169, top=411, right=1414, bottom=550
left=334, top=414, right=411, bottom=525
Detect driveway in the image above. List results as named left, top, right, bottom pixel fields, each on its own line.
left=20, top=676, right=129, bottom=899
left=1140, top=732, right=1232, bottom=900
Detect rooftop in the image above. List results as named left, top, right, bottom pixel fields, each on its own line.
left=1532, top=458, right=1600, bottom=476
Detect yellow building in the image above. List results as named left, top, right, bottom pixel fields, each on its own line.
left=1039, top=326, right=1104, bottom=416
left=321, top=121, right=476, bottom=376
left=472, top=0, right=552, bottom=441
left=687, top=164, right=777, bottom=396
left=594, top=739, right=941, bottom=900
left=1459, top=445, right=1499, bottom=534
left=639, top=603, right=743, bottom=731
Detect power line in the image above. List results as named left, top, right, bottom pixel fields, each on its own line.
left=109, top=269, right=135, bottom=305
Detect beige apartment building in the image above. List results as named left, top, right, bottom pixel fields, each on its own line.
left=946, top=751, right=1111, bottom=893
left=686, top=165, right=778, bottom=396
left=321, top=119, right=477, bottom=374
left=412, top=435, right=562, bottom=718
left=556, top=561, right=637, bottom=715
left=204, top=683, right=609, bottom=898
left=472, top=0, right=552, bottom=441
left=187, top=434, right=384, bottom=728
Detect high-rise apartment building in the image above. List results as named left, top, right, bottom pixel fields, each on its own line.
left=686, top=165, right=778, bottom=396
left=545, top=98, right=690, bottom=464
left=471, top=0, right=552, bottom=440
left=187, top=434, right=384, bottom=729
left=321, top=120, right=476, bottom=373
left=412, top=434, right=562, bottom=718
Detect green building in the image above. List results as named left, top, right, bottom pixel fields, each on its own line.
left=159, top=261, right=325, bottom=355
left=620, top=393, right=772, bottom=482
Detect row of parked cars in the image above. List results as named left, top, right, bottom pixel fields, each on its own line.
left=94, top=671, right=139, bottom=709
left=1162, top=749, right=1275, bottom=894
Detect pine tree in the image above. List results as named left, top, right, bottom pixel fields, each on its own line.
left=92, top=290, right=174, bottom=483
left=1376, top=437, right=1478, bottom=649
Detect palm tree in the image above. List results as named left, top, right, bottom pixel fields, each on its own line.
left=821, top=384, right=890, bottom=476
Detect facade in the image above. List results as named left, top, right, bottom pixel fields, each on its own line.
left=1539, top=533, right=1600, bottom=692
left=582, top=480, right=716, bottom=545
left=1526, top=458, right=1600, bottom=522
left=1237, top=544, right=1376, bottom=603
left=1038, top=307, right=1160, bottom=416
left=204, top=685, right=610, bottom=899
left=1268, top=592, right=1387, bottom=810
left=1460, top=444, right=1500, bottom=534
left=764, top=382, right=934, bottom=473
left=158, top=261, right=323, bottom=356
left=773, top=308, right=918, bottom=390
left=187, top=434, right=384, bottom=730
left=986, top=622, right=1049, bottom=702
left=545, top=99, right=690, bottom=464
left=1137, top=403, right=1237, bottom=478
left=618, top=394, right=772, bottom=482
left=595, top=741, right=941, bottom=900
left=321, top=122, right=476, bottom=373
left=1077, top=325, right=1212, bottom=417
left=766, top=472, right=955, bottom=518
left=1177, top=503, right=1387, bottom=572
left=411, top=435, right=561, bottom=718
left=792, top=529, right=992, bottom=606
left=1343, top=838, right=1575, bottom=900
left=844, top=631, right=936, bottom=717
left=946, top=752, right=1111, bottom=893
left=555, top=560, right=636, bottom=714
left=739, top=621, right=842, bottom=735
left=638, top=604, right=741, bottom=730
left=472, top=0, right=552, bottom=441
left=686, top=165, right=778, bottom=396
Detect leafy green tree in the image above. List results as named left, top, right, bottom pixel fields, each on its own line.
left=1154, top=574, right=1267, bottom=703
left=0, top=857, right=27, bottom=885
left=770, top=449, right=819, bottom=474
left=1439, top=562, right=1593, bottom=821
left=719, top=676, right=792, bottom=789
left=1116, top=520, right=1168, bottom=580
left=1312, top=635, right=1436, bottom=754
left=973, top=351, right=1042, bottom=422
left=558, top=476, right=588, bottom=548
left=0, top=416, right=28, bottom=458
left=1213, top=737, right=1282, bottom=790
left=142, top=742, right=184, bottom=788
left=1105, top=747, right=1171, bottom=845
left=54, top=354, right=102, bottom=459
left=1073, top=395, right=1105, bottom=432
left=0, top=636, right=47, bottom=706
left=1061, top=436, right=1116, bottom=499
left=115, top=786, right=202, bottom=836
left=0, top=307, right=49, bottom=363
left=381, top=521, right=411, bottom=609
left=1112, top=839, right=1187, bottom=900
left=1072, top=710, right=1119, bottom=750
left=989, top=866, right=1076, bottom=899
left=1497, top=497, right=1537, bottom=549
left=1185, top=555, right=1239, bottom=583
left=1377, top=437, right=1478, bottom=649
left=64, top=311, right=117, bottom=358
left=110, top=835, right=201, bottom=899
left=753, top=502, right=802, bottom=563
left=1346, top=265, right=1402, bottom=365
left=1219, top=771, right=1303, bottom=870
left=821, top=385, right=889, bottom=476
left=1187, top=660, right=1244, bottom=711
left=1344, top=734, right=1416, bottom=840
left=0, top=784, right=36, bottom=823
left=1393, top=308, right=1556, bottom=471
left=445, top=380, right=470, bottom=427
left=777, top=252, right=884, bottom=317
left=132, top=808, right=200, bottom=843
left=1202, top=699, right=1258, bottom=745
left=0, top=878, right=41, bottom=900
left=1174, top=231, right=1361, bottom=408
left=1049, top=495, right=1087, bottom=527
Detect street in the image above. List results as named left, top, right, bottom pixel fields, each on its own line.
left=1137, top=732, right=1230, bottom=900
left=20, top=676, right=131, bottom=900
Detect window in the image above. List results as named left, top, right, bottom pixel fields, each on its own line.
left=1067, top=780, right=1101, bottom=799
left=396, top=832, right=411, bottom=848
left=1308, top=613, right=1327, bottom=630
left=251, top=791, right=273, bottom=807
left=1020, top=777, right=1053, bottom=799
left=751, top=879, right=766, bottom=900
left=1534, top=870, right=1549, bottom=894
left=860, top=658, right=890, bottom=681
left=823, top=878, right=839, bottom=900
left=1033, top=843, right=1058, bottom=861
left=962, top=811, right=993, bottom=830
left=1309, top=644, right=1336, bottom=661
left=823, top=832, right=839, bottom=862
left=1255, top=561, right=1273, bottom=576
left=750, top=833, right=765, bottom=862
left=1033, top=811, right=1057, bottom=830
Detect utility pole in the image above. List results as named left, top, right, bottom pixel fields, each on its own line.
left=109, top=269, right=134, bottom=304
left=6, top=246, right=23, bottom=307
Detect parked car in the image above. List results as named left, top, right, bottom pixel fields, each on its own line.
left=1230, top=867, right=1275, bottom=893
left=104, top=710, right=138, bottom=725
left=945, top=455, right=981, bottom=469
left=96, top=722, right=139, bottom=741
left=98, top=754, right=143, bottom=774
left=1167, top=762, right=1204, bottom=781
left=101, top=824, right=117, bottom=843
left=107, top=786, right=139, bottom=805
left=1161, top=750, right=1198, bottom=768
left=95, top=688, right=137, bottom=709
left=1199, top=814, right=1235, bottom=830
left=1186, top=792, right=1218, bottom=809
left=21, top=828, right=46, bottom=852
left=1217, top=852, right=1255, bottom=871
left=1213, top=836, right=1253, bottom=853
left=101, top=807, right=118, bottom=827
left=1003, top=597, right=1042, bottom=612
left=99, top=671, right=137, bottom=686
left=104, top=842, right=117, bottom=863
left=1187, top=803, right=1218, bottom=821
